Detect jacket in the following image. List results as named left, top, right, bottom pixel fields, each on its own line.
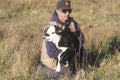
left=44, top=12, right=84, bottom=59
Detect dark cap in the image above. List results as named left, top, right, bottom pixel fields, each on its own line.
left=56, top=0, right=71, bottom=10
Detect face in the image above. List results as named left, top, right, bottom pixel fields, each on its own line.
left=44, top=25, right=61, bottom=43
left=56, top=9, right=72, bottom=23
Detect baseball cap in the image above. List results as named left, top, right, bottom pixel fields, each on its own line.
left=56, top=0, right=71, bottom=10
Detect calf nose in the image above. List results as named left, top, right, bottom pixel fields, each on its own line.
left=44, top=33, right=49, bottom=36
left=43, top=33, right=50, bottom=39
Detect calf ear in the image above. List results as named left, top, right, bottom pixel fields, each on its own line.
left=56, top=30, right=62, bottom=35
left=57, top=27, right=65, bottom=35
left=54, top=26, right=61, bottom=34
left=61, top=26, right=65, bottom=30
left=58, top=30, right=62, bottom=33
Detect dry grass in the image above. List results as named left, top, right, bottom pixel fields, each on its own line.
left=0, top=0, right=120, bottom=80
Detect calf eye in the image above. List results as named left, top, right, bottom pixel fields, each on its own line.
left=52, top=32, right=55, bottom=34
left=58, top=30, right=62, bottom=33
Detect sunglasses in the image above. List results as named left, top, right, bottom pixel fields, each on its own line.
left=61, top=9, right=72, bottom=14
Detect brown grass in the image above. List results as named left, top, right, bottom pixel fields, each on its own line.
left=0, top=0, right=120, bottom=80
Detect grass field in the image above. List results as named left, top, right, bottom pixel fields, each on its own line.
left=0, top=0, right=120, bottom=80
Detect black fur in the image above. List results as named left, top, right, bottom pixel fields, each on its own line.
left=57, top=26, right=79, bottom=74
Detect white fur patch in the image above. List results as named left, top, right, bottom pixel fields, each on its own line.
left=44, top=25, right=60, bottom=46
left=44, top=25, right=68, bottom=72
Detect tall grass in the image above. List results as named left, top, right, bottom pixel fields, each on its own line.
left=0, top=0, right=120, bottom=80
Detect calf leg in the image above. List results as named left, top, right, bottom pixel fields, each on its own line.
left=56, top=52, right=62, bottom=72
left=56, top=47, right=67, bottom=72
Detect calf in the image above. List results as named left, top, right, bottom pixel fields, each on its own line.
left=44, top=24, right=79, bottom=74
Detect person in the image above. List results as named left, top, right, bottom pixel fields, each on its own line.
left=36, top=0, right=84, bottom=78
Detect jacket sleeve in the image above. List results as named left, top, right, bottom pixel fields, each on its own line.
left=69, top=17, right=84, bottom=46
left=45, top=41, right=62, bottom=58
left=76, top=24, right=84, bottom=48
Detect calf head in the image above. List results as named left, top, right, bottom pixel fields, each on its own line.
left=44, top=25, right=62, bottom=44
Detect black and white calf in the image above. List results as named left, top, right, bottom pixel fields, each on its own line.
left=44, top=24, right=79, bottom=74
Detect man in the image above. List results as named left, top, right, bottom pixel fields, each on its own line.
left=36, top=0, right=84, bottom=78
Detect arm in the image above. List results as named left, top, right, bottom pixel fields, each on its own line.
left=76, top=24, right=84, bottom=49
left=69, top=17, right=84, bottom=45
left=45, top=41, right=62, bottom=58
